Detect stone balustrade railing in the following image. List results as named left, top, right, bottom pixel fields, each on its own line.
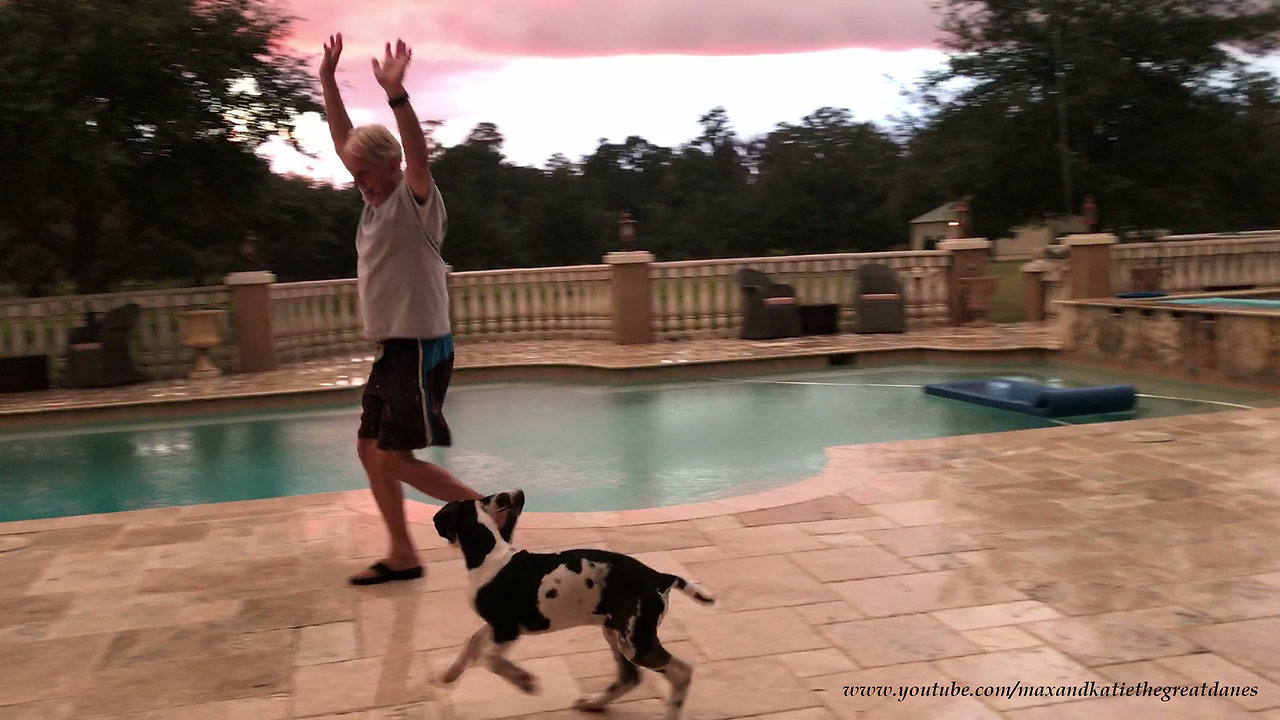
left=448, top=264, right=612, bottom=342
left=268, top=265, right=614, bottom=364
left=270, top=278, right=364, bottom=364
left=1023, top=231, right=1280, bottom=321
left=0, top=286, right=233, bottom=381
left=650, top=251, right=952, bottom=339
left=1110, top=234, right=1280, bottom=294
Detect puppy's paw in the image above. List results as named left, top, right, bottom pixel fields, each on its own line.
left=512, top=670, right=539, bottom=695
left=573, top=695, right=609, bottom=712
left=436, top=666, right=463, bottom=686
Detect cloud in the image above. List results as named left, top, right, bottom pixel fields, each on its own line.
left=264, top=0, right=948, bottom=184
left=283, top=0, right=945, bottom=59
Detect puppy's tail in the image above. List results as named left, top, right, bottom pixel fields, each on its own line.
left=667, top=574, right=716, bottom=605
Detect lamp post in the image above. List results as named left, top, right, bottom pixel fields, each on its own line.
left=618, top=211, right=637, bottom=251
left=1082, top=194, right=1098, bottom=233
left=952, top=199, right=970, bottom=238
left=239, top=231, right=260, bottom=271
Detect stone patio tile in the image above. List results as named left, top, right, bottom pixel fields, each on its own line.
left=904, top=552, right=971, bottom=572
left=930, top=600, right=1064, bottom=631
left=731, top=496, right=876, bottom=527
left=505, top=527, right=607, bottom=552
left=86, top=694, right=292, bottom=719
left=0, top=699, right=79, bottom=720
left=0, top=633, right=112, bottom=706
left=231, top=588, right=353, bottom=633
left=669, top=545, right=729, bottom=564
left=683, top=606, right=830, bottom=661
left=1181, top=617, right=1280, bottom=685
left=860, top=525, right=989, bottom=557
left=734, top=709, right=838, bottom=720
left=1156, top=652, right=1280, bottom=711
left=710, top=524, right=827, bottom=558
left=792, top=601, right=866, bottom=626
left=680, top=554, right=839, bottom=612
left=108, top=522, right=214, bottom=550
left=934, top=646, right=1106, bottom=710
left=1091, top=658, right=1199, bottom=691
left=520, top=699, right=669, bottom=720
left=24, top=547, right=152, bottom=595
left=296, top=621, right=359, bottom=666
left=775, top=648, right=859, bottom=678
left=960, top=625, right=1043, bottom=651
left=680, top=657, right=821, bottom=720
left=793, top=518, right=896, bottom=537
left=1002, top=696, right=1255, bottom=719
left=96, top=622, right=292, bottom=671
left=0, top=592, right=75, bottom=634
left=1018, top=567, right=1176, bottom=617
left=1020, top=606, right=1209, bottom=667
left=866, top=499, right=973, bottom=527
left=1131, top=538, right=1280, bottom=584
left=787, top=545, right=918, bottom=583
left=808, top=662, right=1002, bottom=719
left=829, top=569, right=1027, bottom=618
left=356, top=590, right=480, bottom=658
left=292, top=652, right=439, bottom=718
left=817, top=614, right=982, bottom=668
left=1150, top=575, right=1280, bottom=623
left=133, top=555, right=311, bottom=603
left=601, top=522, right=716, bottom=554
left=73, top=649, right=291, bottom=716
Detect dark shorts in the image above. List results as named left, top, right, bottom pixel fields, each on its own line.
left=358, top=336, right=455, bottom=451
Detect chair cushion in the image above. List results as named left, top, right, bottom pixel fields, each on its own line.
left=70, top=342, right=103, bottom=351
left=764, top=297, right=796, bottom=305
left=861, top=293, right=901, bottom=301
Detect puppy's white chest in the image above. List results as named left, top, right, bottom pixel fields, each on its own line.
left=535, top=559, right=610, bottom=629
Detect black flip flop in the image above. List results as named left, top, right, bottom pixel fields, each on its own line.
left=349, top=561, right=424, bottom=585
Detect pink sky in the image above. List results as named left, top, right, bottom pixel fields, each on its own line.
left=264, top=0, right=950, bottom=183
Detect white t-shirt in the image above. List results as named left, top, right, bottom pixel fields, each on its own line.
left=355, top=177, right=451, bottom=341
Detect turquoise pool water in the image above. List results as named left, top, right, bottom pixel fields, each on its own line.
left=1160, top=297, right=1280, bottom=308
left=0, top=362, right=1272, bottom=522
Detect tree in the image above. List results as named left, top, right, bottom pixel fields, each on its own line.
left=752, top=107, right=905, bottom=254
left=908, top=0, right=1280, bottom=236
left=0, top=0, right=320, bottom=293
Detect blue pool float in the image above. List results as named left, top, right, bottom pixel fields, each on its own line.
left=923, top=379, right=1137, bottom=418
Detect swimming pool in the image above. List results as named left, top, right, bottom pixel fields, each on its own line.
left=0, top=362, right=1271, bottom=522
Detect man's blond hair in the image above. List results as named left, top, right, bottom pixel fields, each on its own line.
left=345, top=124, right=402, bottom=165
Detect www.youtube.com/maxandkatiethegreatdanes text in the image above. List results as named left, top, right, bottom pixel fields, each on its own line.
left=841, top=679, right=1261, bottom=703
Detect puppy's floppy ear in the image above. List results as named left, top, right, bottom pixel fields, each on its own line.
left=494, top=488, right=525, bottom=544
left=433, top=503, right=460, bottom=543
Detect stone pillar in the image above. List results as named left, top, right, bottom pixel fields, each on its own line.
left=1021, top=259, right=1052, bottom=322
left=938, top=238, right=992, bottom=325
left=1062, top=233, right=1118, bottom=299
left=603, top=251, right=654, bottom=344
left=224, top=270, right=277, bottom=372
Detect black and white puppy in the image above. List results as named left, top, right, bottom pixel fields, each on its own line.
left=432, top=489, right=715, bottom=719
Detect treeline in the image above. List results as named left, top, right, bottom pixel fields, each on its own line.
left=4, top=0, right=1280, bottom=296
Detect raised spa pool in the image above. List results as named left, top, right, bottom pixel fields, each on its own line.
left=0, top=362, right=1271, bottom=522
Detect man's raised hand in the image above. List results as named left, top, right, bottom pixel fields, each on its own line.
left=372, top=39, right=412, bottom=95
left=321, top=33, right=343, bottom=79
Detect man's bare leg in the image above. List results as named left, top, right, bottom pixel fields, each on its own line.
left=355, top=439, right=420, bottom=573
left=380, top=449, right=483, bottom=503
left=351, top=440, right=488, bottom=583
